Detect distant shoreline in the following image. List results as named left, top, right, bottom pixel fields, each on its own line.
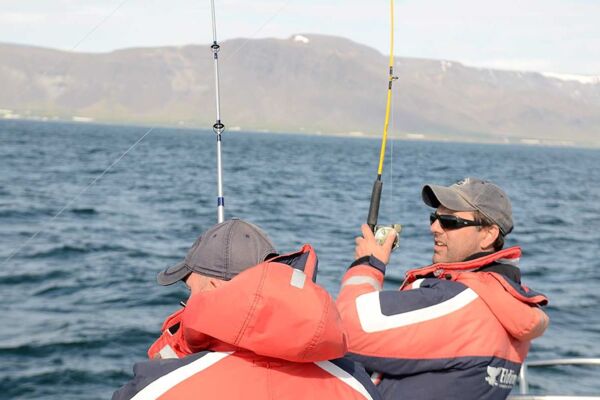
left=1, top=116, right=598, bottom=150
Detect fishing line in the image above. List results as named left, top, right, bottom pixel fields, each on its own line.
left=69, top=0, right=131, bottom=52
left=389, top=88, right=395, bottom=217
left=389, top=51, right=399, bottom=218
left=4, top=0, right=294, bottom=260
left=2, top=0, right=145, bottom=265
left=222, top=0, right=293, bottom=62
left=2, top=127, right=155, bottom=266
left=389, top=1, right=398, bottom=211
left=39, top=0, right=133, bottom=92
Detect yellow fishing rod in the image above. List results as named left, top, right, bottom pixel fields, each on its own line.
left=367, top=0, right=401, bottom=246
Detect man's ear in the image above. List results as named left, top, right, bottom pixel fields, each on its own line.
left=480, top=225, right=500, bottom=250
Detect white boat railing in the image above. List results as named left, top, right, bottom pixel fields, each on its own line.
left=508, top=358, right=600, bottom=399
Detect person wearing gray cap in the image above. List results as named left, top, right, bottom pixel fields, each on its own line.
left=113, top=218, right=382, bottom=400
left=422, top=177, right=514, bottom=264
left=337, top=178, right=550, bottom=400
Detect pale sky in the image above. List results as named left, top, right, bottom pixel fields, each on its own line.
left=1, top=0, right=599, bottom=75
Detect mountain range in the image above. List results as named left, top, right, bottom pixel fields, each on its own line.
left=1, top=34, right=599, bottom=147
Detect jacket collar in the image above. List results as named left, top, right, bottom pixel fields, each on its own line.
left=401, top=246, right=522, bottom=288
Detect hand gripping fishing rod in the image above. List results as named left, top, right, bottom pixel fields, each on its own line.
left=367, top=0, right=401, bottom=248
left=210, top=0, right=225, bottom=223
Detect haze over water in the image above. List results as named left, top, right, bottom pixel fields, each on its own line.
left=1, top=120, right=599, bottom=398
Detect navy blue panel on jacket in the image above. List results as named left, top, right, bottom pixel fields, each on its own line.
left=330, top=357, right=383, bottom=400
left=112, top=351, right=212, bottom=400
left=367, top=356, right=521, bottom=400
left=379, top=279, right=468, bottom=315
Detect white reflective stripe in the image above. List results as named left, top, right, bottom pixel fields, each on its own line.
left=131, top=352, right=233, bottom=400
left=315, top=361, right=374, bottom=400
left=341, top=276, right=382, bottom=291
left=496, top=257, right=520, bottom=267
left=355, top=288, right=479, bottom=333
left=158, top=345, right=178, bottom=359
left=411, top=278, right=425, bottom=289
left=290, top=269, right=306, bottom=289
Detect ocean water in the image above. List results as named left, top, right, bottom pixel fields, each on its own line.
left=1, top=119, right=599, bottom=399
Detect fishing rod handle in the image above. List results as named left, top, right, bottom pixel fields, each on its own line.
left=367, top=179, right=383, bottom=231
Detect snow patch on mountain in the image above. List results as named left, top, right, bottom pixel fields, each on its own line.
left=293, top=35, right=310, bottom=44
left=542, top=72, right=600, bottom=85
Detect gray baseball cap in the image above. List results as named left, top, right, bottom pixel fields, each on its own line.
left=422, top=177, right=513, bottom=235
left=157, top=218, right=277, bottom=285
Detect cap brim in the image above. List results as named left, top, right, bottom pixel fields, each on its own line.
left=157, top=261, right=192, bottom=286
left=422, top=184, right=477, bottom=211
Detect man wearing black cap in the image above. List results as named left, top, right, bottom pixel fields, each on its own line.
left=114, top=219, right=382, bottom=400
left=337, top=178, right=549, bottom=400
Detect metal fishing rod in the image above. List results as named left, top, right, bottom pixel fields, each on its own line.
left=367, top=0, right=401, bottom=248
left=210, top=0, right=225, bottom=223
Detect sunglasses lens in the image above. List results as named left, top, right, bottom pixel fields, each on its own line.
left=430, top=213, right=463, bottom=229
left=439, top=215, right=460, bottom=229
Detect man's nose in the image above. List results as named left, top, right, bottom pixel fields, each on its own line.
left=430, top=219, right=443, bottom=234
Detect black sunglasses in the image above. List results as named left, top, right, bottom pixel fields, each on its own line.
left=430, top=212, right=482, bottom=230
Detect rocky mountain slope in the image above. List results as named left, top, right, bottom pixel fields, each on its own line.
left=1, top=35, right=598, bottom=146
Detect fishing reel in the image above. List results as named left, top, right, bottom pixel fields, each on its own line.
left=367, top=181, right=402, bottom=252
left=373, top=224, right=402, bottom=251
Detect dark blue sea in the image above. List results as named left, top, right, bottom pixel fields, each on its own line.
left=1, top=119, right=599, bottom=399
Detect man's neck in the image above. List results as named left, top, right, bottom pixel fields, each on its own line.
left=463, top=251, right=494, bottom=262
